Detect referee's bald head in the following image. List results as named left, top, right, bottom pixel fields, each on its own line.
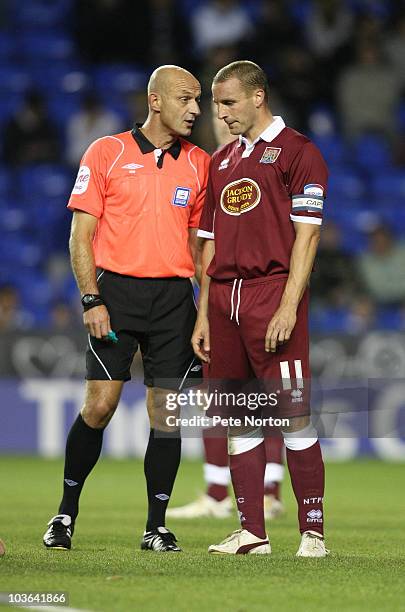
left=148, top=65, right=199, bottom=95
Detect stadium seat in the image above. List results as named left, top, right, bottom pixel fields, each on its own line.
left=0, top=167, right=12, bottom=196
left=28, top=63, right=88, bottom=94
left=0, top=64, right=31, bottom=94
left=0, top=93, right=24, bottom=126
left=0, top=33, right=17, bottom=60
left=19, top=32, right=75, bottom=62
left=327, top=167, right=366, bottom=202
left=312, top=134, right=346, bottom=167
left=353, top=134, right=393, bottom=173
left=18, top=164, right=72, bottom=202
left=93, top=64, right=148, bottom=98
left=371, top=172, right=405, bottom=201
left=10, top=0, right=73, bottom=29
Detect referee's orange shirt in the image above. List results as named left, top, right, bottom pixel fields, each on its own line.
left=67, top=128, right=210, bottom=278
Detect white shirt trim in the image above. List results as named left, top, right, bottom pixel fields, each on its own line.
left=290, top=214, right=322, bottom=226
left=197, top=229, right=215, bottom=239
left=238, top=116, right=285, bottom=150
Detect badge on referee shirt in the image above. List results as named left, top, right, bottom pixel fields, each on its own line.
left=172, top=187, right=191, bottom=207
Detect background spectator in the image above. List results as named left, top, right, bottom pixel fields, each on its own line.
left=337, top=42, right=401, bottom=140
left=356, top=224, right=405, bottom=307
left=0, top=285, right=33, bottom=331
left=191, top=0, right=253, bottom=59
left=3, top=90, right=61, bottom=166
left=311, top=222, right=358, bottom=308
left=66, top=92, right=123, bottom=166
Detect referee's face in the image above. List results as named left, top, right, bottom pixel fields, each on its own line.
left=212, top=78, right=258, bottom=138
left=159, top=74, right=201, bottom=137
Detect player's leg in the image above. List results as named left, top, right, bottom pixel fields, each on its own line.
left=43, top=379, right=124, bottom=550
left=243, top=280, right=327, bottom=556
left=282, top=416, right=327, bottom=557
left=264, top=435, right=285, bottom=519
left=205, top=281, right=270, bottom=554
left=166, top=426, right=232, bottom=519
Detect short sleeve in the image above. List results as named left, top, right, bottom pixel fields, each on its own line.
left=197, top=166, right=216, bottom=239
left=67, top=138, right=108, bottom=218
left=288, top=142, right=328, bottom=226
left=189, top=150, right=210, bottom=228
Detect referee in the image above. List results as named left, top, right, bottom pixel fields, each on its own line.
left=43, top=65, right=210, bottom=552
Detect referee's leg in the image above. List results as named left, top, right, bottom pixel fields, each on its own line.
left=59, top=379, right=123, bottom=521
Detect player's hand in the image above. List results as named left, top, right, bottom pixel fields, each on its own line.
left=83, top=305, right=112, bottom=339
left=192, top=315, right=210, bottom=363
left=265, top=306, right=297, bottom=353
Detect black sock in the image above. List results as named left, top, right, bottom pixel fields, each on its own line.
left=144, top=429, right=181, bottom=531
left=58, top=414, right=104, bottom=522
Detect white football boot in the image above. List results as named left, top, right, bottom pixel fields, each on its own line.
left=296, top=531, right=329, bottom=557
left=166, top=494, right=233, bottom=519
left=264, top=495, right=285, bottom=520
left=208, top=529, right=271, bottom=555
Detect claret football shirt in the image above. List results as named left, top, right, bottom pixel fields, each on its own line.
left=68, top=126, right=210, bottom=278
left=198, top=116, right=328, bottom=280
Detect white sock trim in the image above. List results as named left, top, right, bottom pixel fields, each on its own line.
left=203, top=463, right=231, bottom=486
left=228, top=426, right=264, bottom=455
left=264, top=462, right=285, bottom=484
left=282, top=423, right=318, bottom=451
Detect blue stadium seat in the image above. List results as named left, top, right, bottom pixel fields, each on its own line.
left=0, top=234, right=43, bottom=268
left=93, top=64, right=148, bottom=98
left=19, top=32, right=75, bottom=62
left=47, top=95, right=82, bottom=133
left=0, top=200, right=29, bottom=232
left=0, top=167, right=12, bottom=196
left=10, top=0, right=73, bottom=29
left=353, top=134, right=392, bottom=173
left=371, top=172, right=405, bottom=201
left=0, top=33, right=17, bottom=60
left=327, top=167, right=366, bottom=201
left=376, top=307, right=404, bottom=331
left=28, top=63, right=88, bottom=94
left=0, top=93, right=24, bottom=126
left=312, top=134, right=346, bottom=167
left=0, top=64, right=31, bottom=94
left=18, top=164, right=72, bottom=202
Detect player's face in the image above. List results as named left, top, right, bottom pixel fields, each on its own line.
left=159, top=75, right=201, bottom=137
left=212, top=78, right=259, bottom=137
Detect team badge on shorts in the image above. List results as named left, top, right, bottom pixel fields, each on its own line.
left=172, top=187, right=191, bottom=207
left=259, top=147, right=281, bottom=164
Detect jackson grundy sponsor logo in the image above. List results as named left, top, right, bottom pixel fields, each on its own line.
left=220, top=178, right=261, bottom=216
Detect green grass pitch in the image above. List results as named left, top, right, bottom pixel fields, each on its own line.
left=0, top=457, right=404, bottom=612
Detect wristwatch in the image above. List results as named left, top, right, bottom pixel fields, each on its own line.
left=81, top=294, right=104, bottom=311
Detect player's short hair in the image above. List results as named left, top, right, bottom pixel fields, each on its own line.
left=213, top=61, right=270, bottom=104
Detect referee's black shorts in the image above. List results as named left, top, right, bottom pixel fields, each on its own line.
left=85, top=269, right=201, bottom=390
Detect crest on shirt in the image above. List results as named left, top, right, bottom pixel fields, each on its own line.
left=172, top=186, right=191, bottom=207
left=220, top=178, right=261, bottom=216
left=72, top=165, right=90, bottom=195
left=259, top=147, right=281, bottom=164
left=218, top=158, right=229, bottom=170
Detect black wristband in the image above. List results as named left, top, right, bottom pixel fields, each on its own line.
left=81, top=294, right=105, bottom=312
